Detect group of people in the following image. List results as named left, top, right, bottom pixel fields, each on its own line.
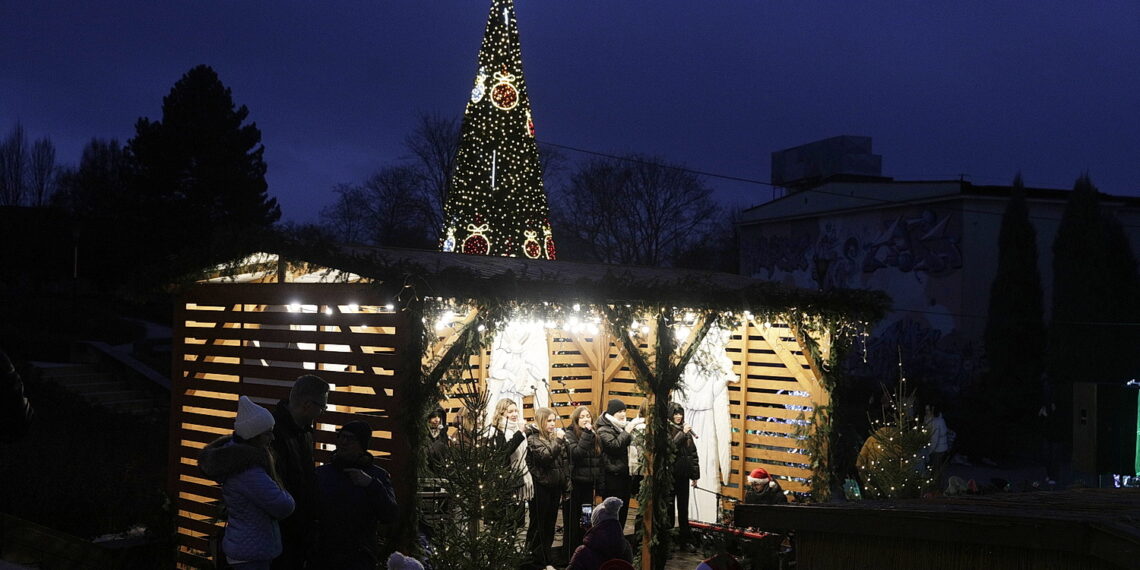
left=469, top=397, right=703, bottom=570
left=198, top=377, right=784, bottom=570
left=198, top=374, right=400, bottom=570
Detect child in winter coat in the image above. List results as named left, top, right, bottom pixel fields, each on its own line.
left=568, top=497, right=633, bottom=570
left=198, top=396, right=296, bottom=570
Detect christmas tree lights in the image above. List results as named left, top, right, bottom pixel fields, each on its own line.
left=441, top=0, right=556, bottom=259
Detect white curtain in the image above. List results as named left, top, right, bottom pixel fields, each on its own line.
left=485, top=320, right=551, bottom=425
left=676, top=324, right=738, bottom=524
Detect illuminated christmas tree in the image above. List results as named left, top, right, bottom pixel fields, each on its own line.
left=440, top=0, right=556, bottom=259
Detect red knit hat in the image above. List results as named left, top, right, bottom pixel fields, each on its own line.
left=747, top=468, right=771, bottom=484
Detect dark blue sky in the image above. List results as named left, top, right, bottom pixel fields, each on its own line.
left=3, top=1, right=1138, bottom=223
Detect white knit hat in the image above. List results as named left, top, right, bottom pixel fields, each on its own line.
left=591, top=496, right=623, bottom=526
left=234, top=396, right=275, bottom=440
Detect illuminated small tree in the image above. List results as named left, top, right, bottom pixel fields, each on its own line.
left=856, top=373, right=932, bottom=499
left=428, top=341, right=527, bottom=569
left=440, top=0, right=556, bottom=259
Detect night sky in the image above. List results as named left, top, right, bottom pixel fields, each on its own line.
left=3, top=1, right=1138, bottom=223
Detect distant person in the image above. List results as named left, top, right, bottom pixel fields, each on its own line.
left=743, top=468, right=786, bottom=505
left=925, top=403, right=949, bottom=473
left=271, top=374, right=330, bottom=569
left=0, top=349, right=33, bottom=442
left=668, top=402, right=700, bottom=552
left=595, top=399, right=633, bottom=527
left=564, top=406, right=603, bottom=561
left=523, top=407, right=569, bottom=570
left=568, top=497, right=633, bottom=570
left=199, top=396, right=296, bottom=570
left=311, top=421, right=397, bottom=570
left=425, top=404, right=449, bottom=476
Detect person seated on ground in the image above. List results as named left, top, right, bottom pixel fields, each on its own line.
left=198, top=396, right=296, bottom=569
left=310, top=420, right=397, bottom=570
left=568, top=497, right=633, bottom=570
left=743, top=468, right=786, bottom=505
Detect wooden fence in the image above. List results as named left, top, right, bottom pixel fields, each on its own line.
left=168, top=283, right=409, bottom=569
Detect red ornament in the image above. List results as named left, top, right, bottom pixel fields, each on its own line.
left=523, top=230, right=542, bottom=259
left=462, top=223, right=491, bottom=256
left=543, top=224, right=556, bottom=260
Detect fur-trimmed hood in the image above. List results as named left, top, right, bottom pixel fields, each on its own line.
left=198, top=436, right=272, bottom=482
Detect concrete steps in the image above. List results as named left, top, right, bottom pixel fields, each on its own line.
left=31, top=358, right=167, bottom=418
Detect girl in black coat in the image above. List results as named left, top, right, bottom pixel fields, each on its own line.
left=525, top=407, right=569, bottom=569
left=595, top=398, right=633, bottom=528
left=563, top=405, right=603, bottom=559
left=668, top=402, right=699, bottom=551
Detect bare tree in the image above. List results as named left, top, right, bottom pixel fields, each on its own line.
left=361, top=165, right=434, bottom=248
left=319, top=166, right=434, bottom=249
left=555, top=155, right=720, bottom=266
left=0, top=123, right=28, bottom=206
left=404, top=112, right=460, bottom=237
left=319, top=183, right=372, bottom=245
left=29, top=138, right=56, bottom=206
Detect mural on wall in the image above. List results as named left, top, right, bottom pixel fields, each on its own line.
left=743, top=209, right=963, bottom=289
left=861, top=210, right=962, bottom=276
left=745, top=234, right=812, bottom=279
left=742, top=208, right=976, bottom=391
left=849, top=317, right=981, bottom=399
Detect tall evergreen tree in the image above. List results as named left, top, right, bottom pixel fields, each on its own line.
left=128, top=64, right=280, bottom=281
left=983, top=174, right=1046, bottom=419
left=1048, top=175, right=1140, bottom=432
left=440, top=0, right=556, bottom=259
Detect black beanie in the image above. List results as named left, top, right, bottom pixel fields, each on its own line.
left=606, top=398, right=626, bottom=416
left=340, top=420, right=372, bottom=450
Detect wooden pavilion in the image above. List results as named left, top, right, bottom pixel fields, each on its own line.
left=167, top=246, right=885, bottom=568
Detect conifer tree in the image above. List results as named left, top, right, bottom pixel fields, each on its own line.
left=983, top=175, right=1046, bottom=421
left=440, top=0, right=556, bottom=259
left=128, top=64, right=280, bottom=283
left=1048, top=175, right=1140, bottom=437
left=430, top=381, right=526, bottom=570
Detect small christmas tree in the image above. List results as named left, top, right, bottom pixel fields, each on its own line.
left=856, top=370, right=932, bottom=499
left=428, top=377, right=527, bottom=570
left=440, top=0, right=556, bottom=259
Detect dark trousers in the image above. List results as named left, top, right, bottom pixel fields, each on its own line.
left=564, top=483, right=596, bottom=557
left=271, top=516, right=310, bottom=570
left=670, top=477, right=692, bottom=545
left=526, top=484, right=561, bottom=568
left=603, top=472, right=632, bottom=531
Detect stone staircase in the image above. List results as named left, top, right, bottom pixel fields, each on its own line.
left=32, top=342, right=169, bottom=417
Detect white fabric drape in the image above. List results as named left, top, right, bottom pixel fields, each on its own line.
left=485, top=320, right=551, bottom=425
left=676, top=324, right=738, bottom=524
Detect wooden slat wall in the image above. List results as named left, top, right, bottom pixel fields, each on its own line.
left=169, top=283, right=409, bottom=569
left=436, top=319, right=822, bottom=499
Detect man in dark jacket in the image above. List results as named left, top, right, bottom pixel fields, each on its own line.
left=271, top=374, right=330, bottom=569
left=594, top=399, right=633, bottom=528
left=668, top=402, right=699, bottom=552
left=311, top=421, right=397, bottom=570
